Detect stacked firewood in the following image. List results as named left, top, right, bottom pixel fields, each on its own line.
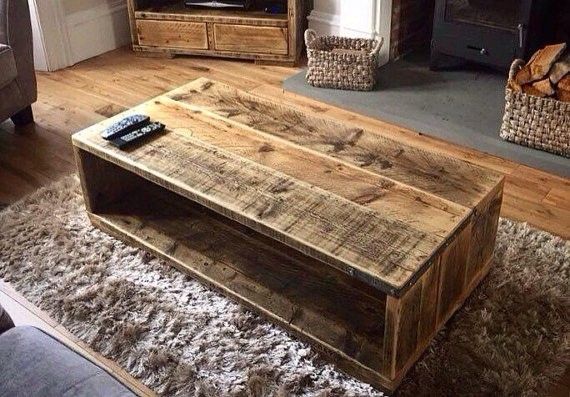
left=508, top=43, right=570, bottom=102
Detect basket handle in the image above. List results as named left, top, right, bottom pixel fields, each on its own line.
left=304, top=29, right=318, bottom=48
left=509, top=59, right=525, bottom=80
left=370, top=37, right=384, bottom=56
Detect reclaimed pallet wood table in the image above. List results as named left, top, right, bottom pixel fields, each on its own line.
left=72, top=78, right=504, bottom=392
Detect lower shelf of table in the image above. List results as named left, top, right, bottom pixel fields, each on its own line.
left=75, top=143, right=501, bottom=392
left=87, top=180, right=394, bottom=389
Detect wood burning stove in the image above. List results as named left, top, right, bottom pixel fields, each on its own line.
left=430, top=0, right=548, bottom=70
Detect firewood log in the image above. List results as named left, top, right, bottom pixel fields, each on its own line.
left=515, top=43, right=567, bottom=85
left=522, top=84, right=548, bottom=97
left=549, top=53, right=570, bottom=85
left=531, top=78, right=555, bottom=96
left=558, top=74, right=570, bottom=91
left=556, top=75, right=570, bottom=102
left=557, top=89, right=570, bottom=102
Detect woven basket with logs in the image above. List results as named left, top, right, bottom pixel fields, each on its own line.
left=500, top=43, right=570, bottom=157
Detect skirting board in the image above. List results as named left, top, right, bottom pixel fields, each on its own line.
left=65, top=1, right=131, bottom=65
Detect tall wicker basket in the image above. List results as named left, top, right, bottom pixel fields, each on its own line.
left=500, top=59, right=570, bottom=158
left=304, top=29, right=383, bottom=91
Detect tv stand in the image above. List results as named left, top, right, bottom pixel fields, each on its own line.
left=126, top=1, right=306, bottom=65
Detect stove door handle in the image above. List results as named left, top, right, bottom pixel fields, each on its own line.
left=517, top=23, right=525, bottom=48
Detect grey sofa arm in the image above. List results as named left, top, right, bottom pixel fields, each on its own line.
left=0, top=0, right=37, bottom=106
left=0, top=303, right=15, bottom=335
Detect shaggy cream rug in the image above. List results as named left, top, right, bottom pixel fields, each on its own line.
left=0, top=176, right=568, bottom=396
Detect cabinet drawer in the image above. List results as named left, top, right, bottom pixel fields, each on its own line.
left=137, top=20, right=208, bottom=50
left=214, top=24, right=288, bottom=55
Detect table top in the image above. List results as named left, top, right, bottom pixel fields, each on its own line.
left=72, top=78, right=504, bottom=296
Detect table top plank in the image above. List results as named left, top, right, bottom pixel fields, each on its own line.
left=167, top=78, right=503, bottom=209
left=144, top=97, right=470, bottom=238
left=72, top=78, right=503, bottom=295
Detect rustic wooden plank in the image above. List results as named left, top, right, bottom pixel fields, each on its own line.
left=166, top=78, right=503, bottom=209
left=416, top=258, right=440, bottom=347
left=133, top=44, right=295, bottom=64
left=287, top=0, right=304, bottom=63
left=465, top=181, right=504, bottom=285
left=74, top=125, right=437, bottom=294
left=393, top=283, right=422, bottom=373
left=135, top=5, right=289, bottom=27
left=136, top=20, right=208, bottom=50
left=437, top=223, right=472, bottom=326
left=140, top=97, right=470, bottom=238
left=381, top=256, right=440, bottom=381
left=213, top=24, right=289, bottom=55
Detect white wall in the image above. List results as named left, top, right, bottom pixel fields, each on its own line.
left=28, top=0, right=49, bottom=71
left=63, top=0, right=130, bottom=64
left=28, top=0, right=130, bottom=71
left=308, top=0, right=392, bottom=66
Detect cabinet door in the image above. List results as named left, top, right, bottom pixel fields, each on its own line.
left=213, top=24, right=288, bottom=55
left=137, top=20, right=209, bottom=49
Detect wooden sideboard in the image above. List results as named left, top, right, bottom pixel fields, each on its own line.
left=126, top=0, right=306, bottom=65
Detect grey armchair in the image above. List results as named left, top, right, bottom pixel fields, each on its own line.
left=0, top=0, right=37, bottom=125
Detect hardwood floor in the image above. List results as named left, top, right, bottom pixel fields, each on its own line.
left=0, top=47, right=568, bottom=395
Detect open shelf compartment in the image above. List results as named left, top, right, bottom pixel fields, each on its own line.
left=76, top=148, right=388, bottom=381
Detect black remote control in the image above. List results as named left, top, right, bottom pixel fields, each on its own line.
left=101, top=114, right=150, bottom=140
left=111, top=122, right=165, bottom=149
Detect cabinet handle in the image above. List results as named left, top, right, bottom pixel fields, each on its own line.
left=518, top=23, right=524, bottom=48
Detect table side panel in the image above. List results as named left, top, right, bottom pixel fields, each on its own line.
left=383, top=224, right=471, bottom=382
left=466, top=180, right=504, bottom=284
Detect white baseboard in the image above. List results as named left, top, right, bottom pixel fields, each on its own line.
left=65, top=0, right=130, bottom=66
left=308, top=1, right=392, bottom=66
left=308, top=10, right=372, bottom=39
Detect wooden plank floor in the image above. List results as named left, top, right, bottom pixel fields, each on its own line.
left=0, top=47, right=568, bottom=395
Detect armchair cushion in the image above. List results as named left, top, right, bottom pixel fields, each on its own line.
left=0, top=326, right=135, bottom=397
left=0, top=44, right=17, bottom=90
left=0, top=302, right=15, bottom=334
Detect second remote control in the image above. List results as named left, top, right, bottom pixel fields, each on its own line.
left=101, top=114, right=150, bottom=140
left=111, top=122, right=165, bottom=149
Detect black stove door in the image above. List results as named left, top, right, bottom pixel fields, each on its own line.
left=431, top=0, right=533, bottom=70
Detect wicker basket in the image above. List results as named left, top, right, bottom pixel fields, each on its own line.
left=304, top=29, right=383, bottom=91
left=500, top=59, right=570, bottom=157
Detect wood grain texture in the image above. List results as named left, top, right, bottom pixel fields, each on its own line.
left=437, top=223, right=472, bottom=326
left=74, top=120, right=437, bottom=294
left=133, top=97, right=470, bottom=238
left=126, top=0, right=139, bottom=45
left=167, top=78, right=504, bottom=209
left=214, top=24, right=288, bottom=55
left=136, top=20, right=208, bottom=50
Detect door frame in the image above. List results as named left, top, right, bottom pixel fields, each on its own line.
left=28, top=0, right=73, bottom=71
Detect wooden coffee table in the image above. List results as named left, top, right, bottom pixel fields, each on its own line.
left=72, top=78, right=504, bottom=392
